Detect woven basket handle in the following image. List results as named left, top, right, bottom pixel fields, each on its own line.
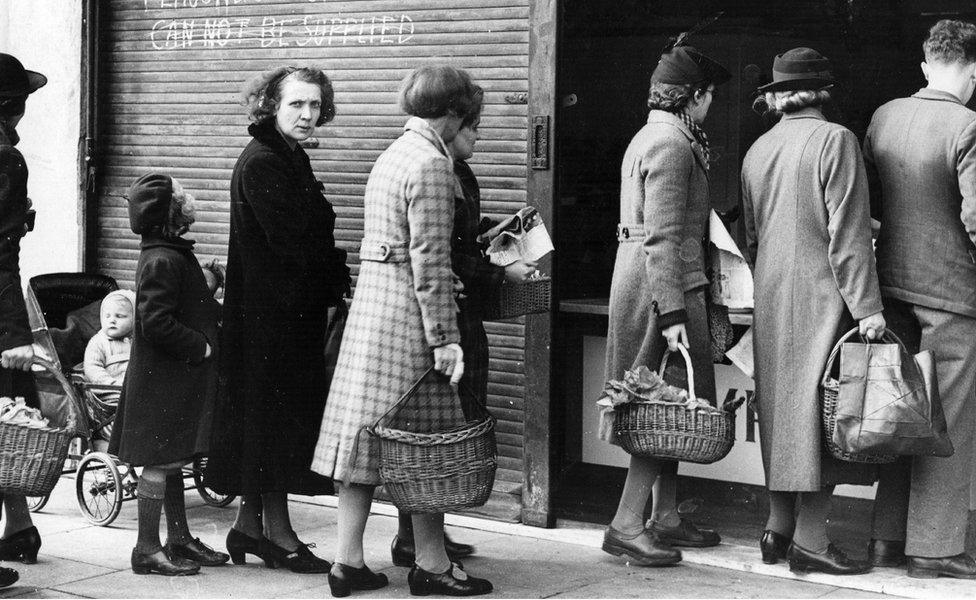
left=371, top=366, right=489, bottom=432
left=31, top=356, right=85, bottom=436
left=657, top=344, right=697, bottom=403
left=819, top=327, right=914, bottom=387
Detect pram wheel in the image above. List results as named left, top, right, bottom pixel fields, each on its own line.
left=25, top=495, right=49, bottom=512
left=191, top=457, right=235, bottom=508
left=76, top=452, right=124, bottom=526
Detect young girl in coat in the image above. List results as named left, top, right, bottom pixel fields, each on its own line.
left=109, top=173, right=228, bottom=576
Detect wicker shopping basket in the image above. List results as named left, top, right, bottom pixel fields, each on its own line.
left=483, top=276, right=551, bottom=321
left=820, top=328, right=898, bottom=464
left=613, top=346, right=735, bottom=464
left=369, top=367, right=496, bottom=513
left=0, top=357, right=83, bottom=495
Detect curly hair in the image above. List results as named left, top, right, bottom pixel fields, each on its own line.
left=924, top=19, right=976, bottom=64
left=647, top=81, right=708, bottom=112
left=398, top=65, right=479, bottom=120
left=162, top=179, right=196, bottom=240
left=242, top=66, right=336, bottom=126
left=763, top=89, right=832, bottom=114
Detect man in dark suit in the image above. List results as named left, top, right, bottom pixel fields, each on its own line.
left=863, top=19, right=976, bottom=580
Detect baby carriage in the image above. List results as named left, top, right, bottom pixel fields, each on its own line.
left=22, top=273, right=235, bottom=525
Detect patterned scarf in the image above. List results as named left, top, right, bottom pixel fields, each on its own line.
left=677, top=110, right=710, bottom=170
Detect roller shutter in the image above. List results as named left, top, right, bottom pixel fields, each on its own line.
left=97, top=0, right=530, bottom=491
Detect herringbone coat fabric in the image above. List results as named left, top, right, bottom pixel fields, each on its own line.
left=312, top=117, right=466, bottom=485
left=605, top=110, right=714, bottom=403
left=742, top=109, right=883, bottom=492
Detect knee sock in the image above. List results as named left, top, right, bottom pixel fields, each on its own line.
left=397, top=511, right=413, bottom=539
left=164, top=472, right=192, bottom=545
left=135, top=470, right=167, bottom=555
left=765, top=491, right=797, bottom=537
left=793, top=488, right=833, bottom=553
left=651, top=461, right=680, bottom=527
left=610, top=456, right=661, bottom=535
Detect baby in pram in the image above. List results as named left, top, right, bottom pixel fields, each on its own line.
left=82, top=289, right=136, bottom=440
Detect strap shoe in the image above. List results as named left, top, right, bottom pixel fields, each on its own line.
left=787, top=542, right=871, bottom=575
left=907, top=554, right=976, bottom=579
left=407, top=562, right=492, bottom=597
left=328, top=562, right=389, bottom=597
left=602, top=527, right=682, bottom=566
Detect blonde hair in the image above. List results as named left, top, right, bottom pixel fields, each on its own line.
left=764, top=89, right=832, bottom=114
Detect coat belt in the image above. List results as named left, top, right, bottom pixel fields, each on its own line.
left=359, top=239, right=408, bottom=263
left=617, top=223, right=645, bottom=243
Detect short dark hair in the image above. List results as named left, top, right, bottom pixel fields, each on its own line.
left=461, top=85, right=485, bottom=128
left=647, top=81, right=709, bottom=112
left=399, top=65, right=478, bottom=120
left=924, top=19, right=976, bottom=64
left=242, top=66, right=336, bottom=126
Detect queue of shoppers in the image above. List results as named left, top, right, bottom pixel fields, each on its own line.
left=2, top=15, right=976, bottom=596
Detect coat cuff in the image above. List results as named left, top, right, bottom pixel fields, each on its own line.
left=657, top=309, right=689, bottom=330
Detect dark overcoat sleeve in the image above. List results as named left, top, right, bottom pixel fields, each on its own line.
left=954, top=120, right=976, bottom=247
left=137, top=255, right=209, bottom=363
left=821, top=128, right=884, bottom=320
left=0, top=145, right=33, bottom=352
left=640, top=130, right=694, bottom=327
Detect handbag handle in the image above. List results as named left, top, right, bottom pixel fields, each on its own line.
left=657, top=344, right=697, bottom=403
left=820, top=327, right=915, bottom=387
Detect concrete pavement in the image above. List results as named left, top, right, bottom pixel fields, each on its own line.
left=0, top=475, right=945, bottom=599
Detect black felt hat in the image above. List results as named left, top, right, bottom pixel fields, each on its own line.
left=0, top=54, right=47, bottom=98
left=757, top=47, right=835, bottom=93
left=651, top=45, right=731, bottom=87
left=126, top=173, right=173, bottom=234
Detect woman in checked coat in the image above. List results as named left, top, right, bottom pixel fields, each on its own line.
left=311, top=66, right=493, bottom=597
left=741, top=48, right=885, bottom=576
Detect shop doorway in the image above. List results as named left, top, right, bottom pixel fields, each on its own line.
left=550, top=0, right=976, bottom=524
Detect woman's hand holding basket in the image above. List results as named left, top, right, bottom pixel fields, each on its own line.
left=433, top=343, right=465, bottom=386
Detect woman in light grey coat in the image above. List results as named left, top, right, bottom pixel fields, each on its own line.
left=601, top=44, right=729, bottom=567
left=741, top=47, right=886, bottom=576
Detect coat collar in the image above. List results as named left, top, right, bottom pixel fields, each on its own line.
left=0, top=120, right=18, bottom=146
left=404, top=116, right=452, bottom=158
left=140, top=234, right=195, bottom=252
left=781, top=107, right=826, bottom=122
left=912, top=88, right=965, bottom=105
left=646, top=110, right=708, bottom=172
left=248, top=118, right=300, bottom=155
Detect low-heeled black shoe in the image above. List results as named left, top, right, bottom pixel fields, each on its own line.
left=261, top=539, right=331, bottom=573
left=650, top=518, right=721, bottom=548
left=0, top=565, right=18, bottom=588
left=408, top=562, right=492, bottom=597
left=787, top=542, right=872, bottom=575
left=131, top=549, right=200, bottom=576
left=760, top=530, right=791, bottom=565
left=0, top=526, right=41, bottom=564
left=328, top=562, right=389, bottom=597
left=601, top=527, right=682, bottom=567
left=226, top=528, right=270, bottom=566
left=867, top=539, right=906, bottom=568
left=391, top=534, right=475, bottom=568
left=165, top=537, right=230, bottom=567
left=907, top=554, right=976, bottom=579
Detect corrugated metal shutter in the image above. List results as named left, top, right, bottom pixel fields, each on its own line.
left=97, top=0, right=530, bottom=490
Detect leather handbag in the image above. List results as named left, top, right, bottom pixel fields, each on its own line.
left=823, top=327, right=953, bottom=459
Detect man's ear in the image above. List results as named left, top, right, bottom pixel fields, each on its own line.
left=920, top=61, right=930, bottom=82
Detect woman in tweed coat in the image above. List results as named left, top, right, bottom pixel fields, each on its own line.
left=741, top=48, right=885, bottom=575
left=312, top=66, right=492, bottom=597
left=389, top=85, right=538, bottom=568
left=601, top=45, right=729, bottom=568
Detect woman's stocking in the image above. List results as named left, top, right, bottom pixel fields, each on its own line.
left=412, top=512, right=450, bottom=573
left=335, top=483, right=374, bottom=568
left=793, top=486, right=834, bottom=553
left=610, top=455, right=661, bottom=534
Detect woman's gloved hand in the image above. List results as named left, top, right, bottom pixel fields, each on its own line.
left=433, top=343, right=465, bottom=385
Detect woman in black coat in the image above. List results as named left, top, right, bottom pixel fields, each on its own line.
left=109, top=173, right=228, bottom=576
left=204, top=66, right=350, bottom=573
left=0, top=53, right=47, bottom=588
